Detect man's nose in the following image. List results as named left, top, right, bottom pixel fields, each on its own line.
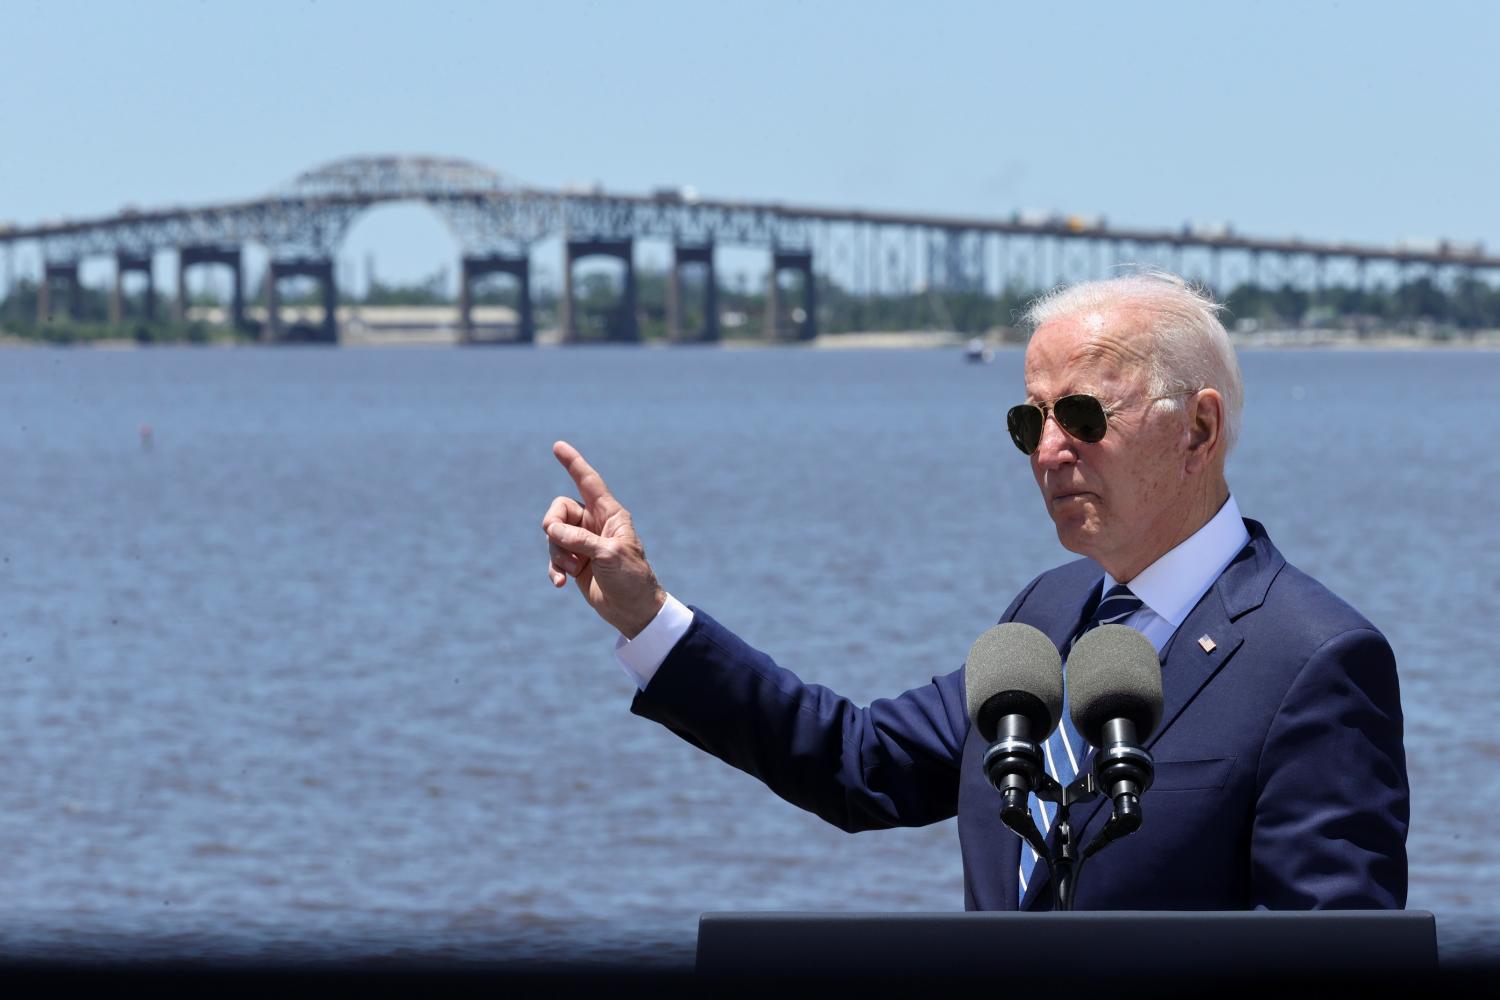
left=1033, top=413, right=1077, bottom=469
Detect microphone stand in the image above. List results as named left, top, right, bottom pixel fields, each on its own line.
left=994, top=768, right=1098, bottom=912
left=1031, top=771, right=1097, bottom=911
left=998, top=746, right=1155, bottom=910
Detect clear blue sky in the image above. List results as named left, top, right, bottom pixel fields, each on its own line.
left=2, top=0, right=1496, bottom=292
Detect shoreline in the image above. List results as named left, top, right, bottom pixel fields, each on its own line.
left=4, top=329, right=1498, bottom=351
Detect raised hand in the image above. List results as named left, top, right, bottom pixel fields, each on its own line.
left=542, top=440, right=667, bottom=639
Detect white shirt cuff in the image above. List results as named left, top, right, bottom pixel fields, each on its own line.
left=613, top=593, right=695, bottom=690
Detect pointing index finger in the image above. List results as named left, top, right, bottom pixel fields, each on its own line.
left=553, top=440, right=618, bottom=513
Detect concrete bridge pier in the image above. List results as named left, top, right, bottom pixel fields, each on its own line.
left=111, top=252, right=156, bottom=325
left=766, top=248, right=816, bottom=342
left=459, top=254, right=532, bottom=344
left=561, top=237, right=637, bottom=343
left=38, top=261, right=81, bottom=323
left=177, top=246, right=245, bottom=330
left=668, top=243, right=717, bottom=342
left=265, top=258, right=337, bottom=343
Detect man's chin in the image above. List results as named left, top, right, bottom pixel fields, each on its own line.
left=1051, top=519, right=1100, bottom=559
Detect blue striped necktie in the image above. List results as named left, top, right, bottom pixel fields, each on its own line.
left=1018, top=583, right=1144, bottom=903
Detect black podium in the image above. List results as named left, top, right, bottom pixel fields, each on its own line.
left=697, top=910, right=1438, bottom=980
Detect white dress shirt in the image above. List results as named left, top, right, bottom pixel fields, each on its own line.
left=615, top=496, right=1250, bottom=687
left=1095, top=494, right=1249, bottom=654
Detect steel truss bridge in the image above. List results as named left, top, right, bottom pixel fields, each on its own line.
left=2, top=154, right=1495, bottom=343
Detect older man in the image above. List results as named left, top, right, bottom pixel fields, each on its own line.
left=542, top=272, right=1408, bottom=910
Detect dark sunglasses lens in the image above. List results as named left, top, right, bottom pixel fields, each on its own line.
left=1007, top=404, right=1043, bottom=454
left=1055, top=395, right=1107, bottom=443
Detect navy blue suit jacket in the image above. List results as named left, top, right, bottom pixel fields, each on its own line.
left=631, top=519, right=1409, bottom=910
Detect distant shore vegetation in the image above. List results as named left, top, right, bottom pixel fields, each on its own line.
left=2, top=268, right=1497, bottom=345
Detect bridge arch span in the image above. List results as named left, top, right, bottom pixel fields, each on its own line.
left=280, top=155, right=516, bottom=201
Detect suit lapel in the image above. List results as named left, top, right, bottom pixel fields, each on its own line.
left=1036, top=576, right=1101, bottom=658
left=1149, top=595, right=1243, bottom=750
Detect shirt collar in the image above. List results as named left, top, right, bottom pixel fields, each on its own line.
left=1101, top=494, right=1250, bottom=628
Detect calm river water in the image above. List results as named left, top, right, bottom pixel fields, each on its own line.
left=1, top=344, right=1496, bottom=968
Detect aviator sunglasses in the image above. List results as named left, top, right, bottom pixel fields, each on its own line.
left=1006, top=391, right=1196, bottom=455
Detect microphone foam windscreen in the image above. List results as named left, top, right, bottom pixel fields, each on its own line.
left=964, top=623, right=1063, bottom=742
left=1066, top=624, right=1164, bottom=747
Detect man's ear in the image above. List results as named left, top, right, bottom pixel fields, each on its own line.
left=1184, top=388, right=1223, bottom=473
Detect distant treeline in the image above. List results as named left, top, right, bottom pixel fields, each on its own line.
left=2, top=270, right=1497, bottom=344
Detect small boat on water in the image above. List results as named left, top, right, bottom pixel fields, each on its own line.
left=965, top=337, right=994, bottom=364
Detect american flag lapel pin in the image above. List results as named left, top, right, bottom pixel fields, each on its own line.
left=1197, top=635, right=1217, bottom=653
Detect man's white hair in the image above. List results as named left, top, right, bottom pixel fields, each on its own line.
left=1023, top=270, right=1244, bottom=455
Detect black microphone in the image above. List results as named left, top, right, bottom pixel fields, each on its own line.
left=964, top=623, right=1063, bottom=804
left=1066, top=623, right=1163, bottom=851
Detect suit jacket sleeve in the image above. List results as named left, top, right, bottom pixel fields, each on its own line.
left=629, top=607, right=969, bottom=833
left=1251, top=626, right=1409, bottom=908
